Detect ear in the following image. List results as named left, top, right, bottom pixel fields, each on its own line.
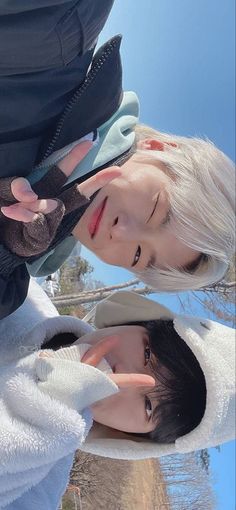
left=137, top=138, right=178, bottom=151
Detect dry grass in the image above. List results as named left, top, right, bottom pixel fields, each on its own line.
left=61, top=452, right=169, bottom=510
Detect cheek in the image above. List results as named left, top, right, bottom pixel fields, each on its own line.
left=95, top=246, right=119, bottom=265
left=106, top=172, right=151, bottom=210
left=95, top=243, right=131, bottom=267
left=93, top=393, right=145, bottom=433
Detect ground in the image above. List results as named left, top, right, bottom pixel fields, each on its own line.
left=61, top=453, right=169, bottom=510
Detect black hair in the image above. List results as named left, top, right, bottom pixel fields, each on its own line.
left=125, top=319, right=206, bottom=444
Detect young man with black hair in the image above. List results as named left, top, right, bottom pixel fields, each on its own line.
left=0, top=283, right=234, bottom=509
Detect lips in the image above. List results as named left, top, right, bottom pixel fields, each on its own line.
left=88, top=197, right=107, bottom=238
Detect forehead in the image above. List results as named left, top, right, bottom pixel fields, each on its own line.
left=127, top=154, right=171, bottom=180
left=132, top=151, right=174, bottom=177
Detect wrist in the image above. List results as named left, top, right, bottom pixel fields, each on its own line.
left=0, top=244, right=26, bottom=276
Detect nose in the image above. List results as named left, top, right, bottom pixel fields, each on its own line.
left=110, top=213, right=144, bottom=242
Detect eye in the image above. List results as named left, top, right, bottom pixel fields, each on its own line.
left=147, top=193, right=160, bottom=223
left=132, top=245, right=141, bottom=267
left=144, top=345, right=151, bottom=366
left=145, top=396, right=153, bottom=419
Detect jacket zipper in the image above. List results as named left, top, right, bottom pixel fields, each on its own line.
left=42, top=36, right=120, bottom=161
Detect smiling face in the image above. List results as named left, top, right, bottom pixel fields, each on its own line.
left=73, top=142, right=199, bottom=272
left=78, top=325, right=158, bottom=434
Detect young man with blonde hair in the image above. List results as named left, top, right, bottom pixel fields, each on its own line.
left=0, top=34, right=235, bottom=317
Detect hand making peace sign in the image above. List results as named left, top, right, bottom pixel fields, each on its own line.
left=0, top=141, right=121, bottom=257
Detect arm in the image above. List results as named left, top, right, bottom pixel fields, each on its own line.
left=0, top=349, right=117, bottom=508
left=0, top=246, right=29, bottom=319
left=0, top=171, right=66, bottom=318
left=0, top=140, right=121, bottom=255
left=0, top=155, right=121, bottom=258
left=5, top=455, right=75, bottom=510
left=35, top=345, right=118, bottom=411
left=0, top=141, right=92, bottom=318
left=0, top=373, right=89, bottom=508
left=0, top=137, right=93, bottom=256
left=0, top=138, right=120, bottom=317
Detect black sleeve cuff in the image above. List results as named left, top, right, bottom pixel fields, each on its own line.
left=0, top=245, right=26, bottom=278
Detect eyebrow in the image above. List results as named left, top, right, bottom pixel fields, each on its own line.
left=145, top=209, right=172, bottom=269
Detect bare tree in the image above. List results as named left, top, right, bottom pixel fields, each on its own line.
left=52, top=281, right=153, bottom=310
left=160, top=452, right=216, bottom=510
left=53, top=279, right=139, bottom=301
left=177, top=279, right=235, bottom=328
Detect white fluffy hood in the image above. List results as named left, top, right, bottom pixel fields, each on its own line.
left=80, top=291, right=235, bottom=460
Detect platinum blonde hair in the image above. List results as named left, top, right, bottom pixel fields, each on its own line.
left=134, top=125, right=235, bottom=291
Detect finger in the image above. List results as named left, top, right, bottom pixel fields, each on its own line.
left=81, top=335, right=119, bottom=367
left=1, top=199, right=58, bottom=222
left=58, top=141, right=93, bottom=177
left=1, top=205, right=39, bottom=223
left=78, top=167, right=122, bottom=199
left=11, top=177, right=38, bottom=203
left=108, top=373, right=156, bottom=389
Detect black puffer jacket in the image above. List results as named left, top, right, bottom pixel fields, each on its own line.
left=0, top=33, right=125, bottom=320
left=0, top=0, right=117, bottom=319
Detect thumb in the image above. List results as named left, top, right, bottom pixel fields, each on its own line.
left=11, top=177, right=38, bottom=203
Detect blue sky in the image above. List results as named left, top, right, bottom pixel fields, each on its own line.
left=81, top=1, right=235, bottom=508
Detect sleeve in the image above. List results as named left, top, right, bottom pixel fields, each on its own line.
left=35, top=350, right=118, bottom=412
left=0, top=347, right=117, bottom=508
left=3, top=455, right=75, bottom=510
left=0, top=356, right=93, bottom=508
left=0, top=246, right=29, bottom=319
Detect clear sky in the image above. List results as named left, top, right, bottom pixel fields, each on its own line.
left=80, top=1, right=235, bottom=508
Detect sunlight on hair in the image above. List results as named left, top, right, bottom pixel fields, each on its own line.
left=135, top=125, right=235, bottom=291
